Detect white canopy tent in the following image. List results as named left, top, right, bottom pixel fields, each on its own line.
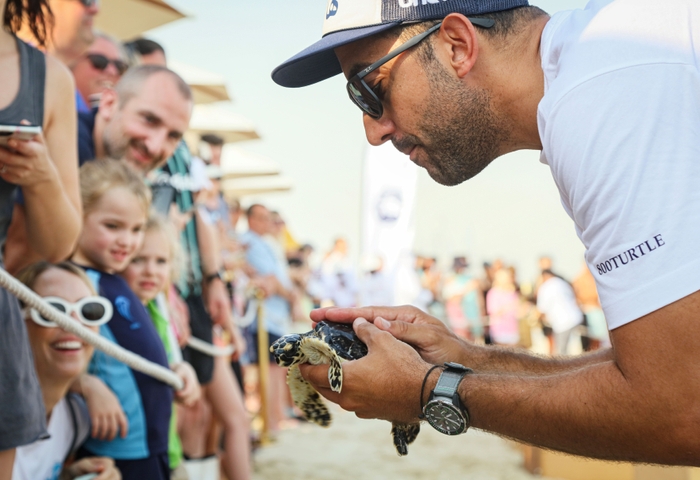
left=186, top=104, right=260, bottom=145
left=95, top=0, right=187, bottom=40
left=220, top=146, right=280, bottom=179
left=169, top=60, right=231, bottom=104
left=221, top=175, right=293, bottom=199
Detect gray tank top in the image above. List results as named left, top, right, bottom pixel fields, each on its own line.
left=0, top=38, right=46, bottom=261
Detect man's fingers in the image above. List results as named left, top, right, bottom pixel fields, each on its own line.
left=352, top=317, right=388, bottom=347
left=299, top=363, right=331, bottom=389
left=374, top=316, right=431, bottom=347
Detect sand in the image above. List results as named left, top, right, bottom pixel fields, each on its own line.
left=252, top=405, right=550, bottom=480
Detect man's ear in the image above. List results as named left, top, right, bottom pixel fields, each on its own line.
left=98, top=88, right=119, bottom=121
left=438, top=13, right=480, bottom=78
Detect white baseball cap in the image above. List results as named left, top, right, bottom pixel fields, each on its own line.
left=272, top=0, right=529, bottom=88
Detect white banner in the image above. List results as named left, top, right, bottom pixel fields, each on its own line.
left=360, top=143, right=419, bottom=307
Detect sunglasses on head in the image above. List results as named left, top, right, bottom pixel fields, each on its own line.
left=86, top=53, right=129, bottom=76
left=24, top=296, right=113, bottom=328
left=347, top=18, right=495, bottom=119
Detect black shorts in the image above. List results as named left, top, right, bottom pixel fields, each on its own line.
left=181, top=294, right=214, bottom=385
left=244, top=325, right=282, bottom=365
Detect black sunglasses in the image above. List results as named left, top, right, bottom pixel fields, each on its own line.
left=347, top=18, right=495, bottom=119
left=86, top=53, right=129, bottom=75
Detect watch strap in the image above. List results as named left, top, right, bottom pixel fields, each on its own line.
left=432, top=364, right=471, bottom=399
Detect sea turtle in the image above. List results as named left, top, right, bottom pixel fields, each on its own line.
left=270, top=321, right=421, bottom=456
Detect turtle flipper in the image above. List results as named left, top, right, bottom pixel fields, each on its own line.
left=390, top=422, right=421, bottom=456
left=287, top=365, right=332, bottom=427
left=300, top=337, right=344, bottom=393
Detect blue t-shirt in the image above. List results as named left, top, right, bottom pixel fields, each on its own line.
left=79, top=267, right=173, bottom=459
left=240, top=231, right=291, bottom=336
left=77, top=108, right=96, bottom=165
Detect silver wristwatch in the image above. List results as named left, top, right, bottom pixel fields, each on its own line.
left=423, top=362, right=472, bottom=436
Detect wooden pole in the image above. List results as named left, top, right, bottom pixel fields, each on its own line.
left=256, top=289, right=272, bottom=446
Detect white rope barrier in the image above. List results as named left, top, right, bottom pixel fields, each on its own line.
left=187, top=336, right=235, bottom=357
left=0, top=267, right=183, bottom=390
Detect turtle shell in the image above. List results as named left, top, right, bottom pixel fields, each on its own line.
left=315, top=321, right=368, bottom=361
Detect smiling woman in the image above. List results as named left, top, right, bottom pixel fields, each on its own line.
left=12, top=262, right=120, bottom=480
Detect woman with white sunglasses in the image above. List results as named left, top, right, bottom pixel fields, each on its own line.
left=14, top=261, right=120, bottom=480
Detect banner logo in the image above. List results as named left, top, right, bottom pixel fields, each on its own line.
left=376, top=189, right=403, bottom=223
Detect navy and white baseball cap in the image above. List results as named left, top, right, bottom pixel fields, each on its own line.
left=272, top=0, right=529, bottom=88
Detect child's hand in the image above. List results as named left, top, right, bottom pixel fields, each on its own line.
left=61, top=456, right=121, bottom=480
left=172, top=362, right=201, bottom=407
left=81, top=375, right=129, bottom=441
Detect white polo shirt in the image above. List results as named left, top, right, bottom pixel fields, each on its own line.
left=538, top=0, right=700, bottom=329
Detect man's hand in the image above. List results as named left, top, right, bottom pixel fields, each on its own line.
left=172, top=362, right=201, bottom=407
left=299, top=318, right=432, bottom=424
left=79, top=375, right=128, bottom=441
left=310, top=305, right=470, bottom=366
left=61, top=457, right=120, bottom=480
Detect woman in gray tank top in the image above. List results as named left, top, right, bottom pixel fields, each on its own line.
left=0, top=1, right=82, bottom=478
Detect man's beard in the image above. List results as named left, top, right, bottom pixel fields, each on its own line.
left=395, top=61, right=510, bottom=187
left=103, top=127, right=162, bottom=174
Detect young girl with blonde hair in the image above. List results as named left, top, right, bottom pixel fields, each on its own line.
left=71, top=159, right=197, bottom=480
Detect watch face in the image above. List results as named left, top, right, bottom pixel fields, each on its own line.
left=424, top=400, right=467, bottom=436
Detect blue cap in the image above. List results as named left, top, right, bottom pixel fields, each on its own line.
left=272, top=0, right=529, bottom=88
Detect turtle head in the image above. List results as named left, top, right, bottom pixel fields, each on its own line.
left=270, top=334, right=304, bottom=367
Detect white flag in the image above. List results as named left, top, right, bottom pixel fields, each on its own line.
left=360, top=143, right=419, bottom=306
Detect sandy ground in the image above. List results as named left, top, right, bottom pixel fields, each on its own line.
left=252, top=405, right=550, bottom=480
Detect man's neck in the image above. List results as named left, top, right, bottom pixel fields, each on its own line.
left=485, top=16, right=550, bottom=154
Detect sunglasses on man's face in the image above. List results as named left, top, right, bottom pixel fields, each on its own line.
left=346, top=18, right=495, bottom=119
left=24, top=296, right=113, bottom=328
left=86, top=53, right=129, bottom=75
left=77, top=0, right=99, bottom=8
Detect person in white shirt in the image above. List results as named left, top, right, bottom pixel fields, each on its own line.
left=14, top=262, right=120, bottom=480
left=536, top=270, right=582, bottom=355
left=271, top=0, right=700, bottom=465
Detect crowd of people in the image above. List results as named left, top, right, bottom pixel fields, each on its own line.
left=298, top=246, right=611, bottom=357
left=0, top=1, right=302, bottom=479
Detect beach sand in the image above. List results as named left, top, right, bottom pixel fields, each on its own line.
left=252, top=405, right=551, bottom=480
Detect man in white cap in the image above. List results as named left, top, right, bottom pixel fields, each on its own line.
left=272, top=0, right=700, bottom=465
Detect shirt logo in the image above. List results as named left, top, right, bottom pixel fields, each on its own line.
left=326, top=0, right=338, bottom=19
left=595, top=234, right=666, bottom=276
left=399, top=0, right=447, bottom=8
left=115, top=295, right=141, bottom=329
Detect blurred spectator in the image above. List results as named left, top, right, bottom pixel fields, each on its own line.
left=15, top=262, right=120, bottom=480
left=39, top=0, right=98, bottom=65
left=320, top=238, right=358, bottom=307
left=486, top=269, right=520, bottom=346
left=0, top=3, right=82, bottom=475
left=71, top=32, right=128, bottom=110
left=442, top=256, right=484, bottom=341
left=537, top=269, right=584, bottom=355
left=77, top=64, right=192, bottom=169
left=241, top=204, right=294, bottom=431
left=199, top=134, right=224, bottom=166
left=358, top=254, right=392, bottom=307
left=124, top=37, right=166, bottom=66
left=572, top=262, right=610, bottom=350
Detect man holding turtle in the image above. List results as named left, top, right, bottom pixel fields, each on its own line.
left=271, top=0, right=700, bottom=465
